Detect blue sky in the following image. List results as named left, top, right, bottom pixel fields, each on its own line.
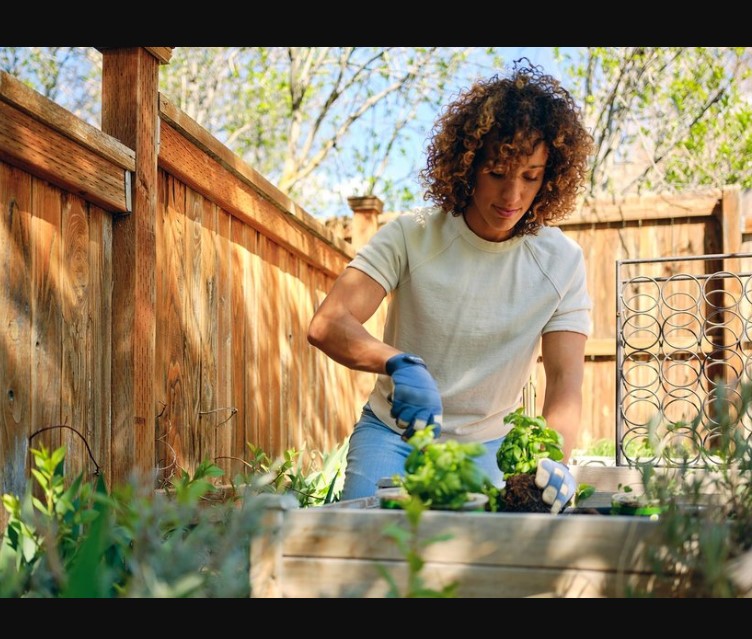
left=324, top=46, right=575, bottom=218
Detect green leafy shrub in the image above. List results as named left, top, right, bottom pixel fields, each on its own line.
left=0, top=445, right=271, bottom=597
left=632, top=383, right=752, bottom=597
left=396, top=429, right=490, bottom=510
left=224, top=438, right=348, bottom=507
left=1, top=434, right=350, bottom=598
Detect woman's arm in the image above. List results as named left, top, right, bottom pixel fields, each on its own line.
left=307, top=267, right=400, bottom=374
left=540, top=330, right=587, bottom=462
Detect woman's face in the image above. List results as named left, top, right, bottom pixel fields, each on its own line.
left=463, top=141, right=548, bottom=242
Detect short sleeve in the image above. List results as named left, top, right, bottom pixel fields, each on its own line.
left=347, top=217, right=408, bottom=294
left=542, top=247, right=592, bottom=337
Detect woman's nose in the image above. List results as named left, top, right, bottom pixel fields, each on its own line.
left=498, top=177, right=522, bottom=203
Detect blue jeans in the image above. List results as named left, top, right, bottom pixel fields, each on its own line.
left=341, top=404, right=506, bottom=501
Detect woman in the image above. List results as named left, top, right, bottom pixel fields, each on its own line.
left=308, top=60, right=594, bottom=512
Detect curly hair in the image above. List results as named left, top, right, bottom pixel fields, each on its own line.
left=420, top=59, right=593, bottom=236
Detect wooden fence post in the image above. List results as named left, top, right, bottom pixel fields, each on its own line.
left=99, top=47, right=168, bottom=485
left=348, top=195, right=384, bottom=251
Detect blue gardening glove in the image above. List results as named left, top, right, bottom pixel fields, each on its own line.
left=535, top=458, right=576, bottom=514
left=385, top=353, right=443, bottom=441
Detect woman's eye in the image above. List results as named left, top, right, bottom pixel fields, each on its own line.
left=524, top=175, right=540, bottom=182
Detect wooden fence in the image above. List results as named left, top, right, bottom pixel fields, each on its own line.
left=0, top=47, right=749, bottom=524
left=0, top=48, right=379, bottom=512
left=537, top=187, right=749, bottom=449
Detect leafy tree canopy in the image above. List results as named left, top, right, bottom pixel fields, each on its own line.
left=2, top=46, right=750, bottom=219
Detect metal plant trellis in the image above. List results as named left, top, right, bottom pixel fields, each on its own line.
left=616, top=253, right=752, bottom=467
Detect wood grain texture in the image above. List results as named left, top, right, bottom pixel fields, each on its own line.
left=30, top=180, right=62, bottom=454
left=158, top=121, right=351, bottom=279
left=248, top=494, right=677, bottom=598
left=0, top=101, right=130, bottom=214
left=184, top=187, right=203, bottom=468
left=0, top=70, right=135, bottom=172
left=0, top=163, right=32, bottom=506
left=280, top=508, right=661, bottom=571
left=158, top=94, right=349, bottom=254
left=60, top=193, right=89, bottom=479
left=559, top=191, right=721, bottom=227
left=259, top=235, right=279, bottom=455
left=144, top=48, right=173, bottom=64
left=160, top=176, right=187, bottom=478
left=199, top=197, right=219, bottom=468
left=229, top=220, right=248, bottom=465
left=86, top=205, right=112, bottom=488
left=214, top=209, right=233, bottom=475
left=103, top=48, right=158, bottom=485
left=241, top=223, right=260, bottom=455
left=278, top=557, right=668, bottom=598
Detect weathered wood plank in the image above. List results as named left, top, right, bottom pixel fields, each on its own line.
left=198, top=196, right=219, bottom=467
left=86, top=205, right=112, bottom=488
left=158, top=94, right=350, bottom=254
left=184, top=187, right=203, bottom=468
left=0, top=70, right=135, bottom=172
left=264, top=238, right=282, bottom=457
left=290, top=261, right=304, bottom=453
left=279, top=508, right=662, bottom=572
left=278, top=557, right=669, bottom=598
left=261, top=237, right=275, bottom=455
left=144, top=48, right=173, bottom=64
left=162, top=176, right=187, bottom=476
left=30, top=180, right=62, bottom=454
left=245, top=225, right=262, bottom=454
left=103, top=47, right=158, bottom=485
left=559, top=191, right=721, bottom=227
left=60, top=193, right=89, bottom=479
left=279, top=248, right=294, bottom=452
left=0, top=163, right=32, bottom=503
left=155, top=175, right=168, bottom=479
left=158, top=121, right=351, bottom=279
left=230, top=219, right=249, bottom=464
left=249, top=495, right=295, bottom=598
left=214, top=209, right=233, bottom=475
left=0, top=101, right=130, bottom=214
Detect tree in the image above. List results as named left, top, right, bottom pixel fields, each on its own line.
left=3, top=46, right=750, bottom=218
left=159, top=47, right=499, bottom=216
left=0, top=47, right=102, bottom=124
left=556, top=47, right=752, bottom=198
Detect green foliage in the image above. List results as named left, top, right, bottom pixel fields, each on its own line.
left=5, top=46, right=749, bottom=219
left=168, top=458, right=225, bottom=505
left=558, top=47, right=752, bottom=196
left=574, top=483, right=596, bottom=505
left=378, top=496, right=458, bottom=598
left=0, top=445, right=291, bottom=598
left=577, top=437, right=655, bottom=459
left=496, top=408, right=564, bottom=478
left=3, top=47, right=750, bottom=220
left=228, top=438, right=348, bottom=507
left=396, top=429, right=490, bottom=510
left=631, top=382, right=752, bottom=597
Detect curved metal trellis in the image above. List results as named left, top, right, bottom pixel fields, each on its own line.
left=616, top=253, right=752, bottom=467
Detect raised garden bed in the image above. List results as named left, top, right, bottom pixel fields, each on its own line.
left=249, top=466, right=678, bottom=598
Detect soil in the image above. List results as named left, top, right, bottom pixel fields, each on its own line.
left=498, top=473, right=550, bottom=513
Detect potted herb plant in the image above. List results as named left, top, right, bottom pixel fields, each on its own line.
left=381, top=429, right=490, bottom=511
left=494, top=408, right=580, bottom=513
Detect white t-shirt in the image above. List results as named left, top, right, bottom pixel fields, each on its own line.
left=348, top=206, right=592, bottom=443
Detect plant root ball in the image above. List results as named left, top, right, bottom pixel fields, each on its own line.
left=501, top=473, right=550, bottom=513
